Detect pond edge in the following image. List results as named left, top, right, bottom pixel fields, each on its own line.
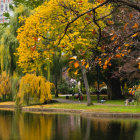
left=0, top=105, right=140, bottom=118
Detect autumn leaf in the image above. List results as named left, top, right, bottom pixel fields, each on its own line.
left=70, top=57, right=76, bottom=60
left=74, top=61, right=79, bottom=68
left=113, top=40, right=118, bottom=44
left=85, top=17, right=90, bottom=21
left=129, top=13, right=133, bottom=20
left=69, top=61, right=73, bottom=64
left=118, top=47, right=121, bottom=50
left=98, top=61, right=101, bottom=65
left=124, top=44, right=129, bottom=47
left=30, top=46, right=36, bottom=52
left=111, top=34, right=117, bottom=40
left=132, top=32, right=139, bottom=38
left=82, top=60, right=86, bottom=66
left=92, top=29, right=96, bottom=35
left=103, top=65, right=107, bottom=70
left=132, top=23, right=139, bottom=28
left=85, top=63, right=89, bottom=69
left=97, top=0, right=104, bottom=3
left=101, top=46, right=105, bottom=50
left=78, top=1, right=83, bottom=5
left=67, top=68, right=70, bottom=72
left=107, top=20, right=114, bottom=25
left=33, top=37, right=38, bottom=41
left=139, top=63, right=140, bottom=69
left=124, top=23, right=128, bottom=30
left=87, top=12, right=92, bottom=16
left=74, top=70, right=78, bottom=75
left=116, top=54, right=121, bottom=58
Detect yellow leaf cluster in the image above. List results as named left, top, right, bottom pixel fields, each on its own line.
left=16, top=0, right=112, bottom=72
left=103, top=57, right=111, bottom=70
left=17, top=74, right=53, bottom=105
left=74, top=61, right=79, bottom=68
left=128, top=88, right=135, bottom=96
left=0, top=72, right=11, bottom=96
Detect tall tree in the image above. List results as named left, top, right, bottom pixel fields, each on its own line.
left=16, top=0, right=112, bottom=105
left=13, top=0, right=45, bottom=9
left=0, top=5, right=30, bottom=75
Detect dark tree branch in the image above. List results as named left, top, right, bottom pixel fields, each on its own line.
left=113, top=29, right=140, bottom=52
left=57, top=0, right=109, bottom=46
left=110, top=0, right=140, bottom=12
left=57, top=0, right=140, bottom=46
left=92, top=9, right=102, bottom=49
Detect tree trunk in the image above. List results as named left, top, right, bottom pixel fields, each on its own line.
left=2, top=94, right=6, bottom=101
left=55, top=74, right=58, bottom=98
left=106, top=77, right=123, bottom=100
left=81, top=66, right=92, bottom=106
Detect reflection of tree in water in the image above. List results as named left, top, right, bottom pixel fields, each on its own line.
left=17, top=113, right=83, bottom=140
left=17, top=113, right=53, bottom=140
left=0, top=111, right=139, bottom=140
left=0, top=111, right=13, bottom=140
left=53, top=114, right=82, bottom=140
left=81, top=117, right=138, bottom=140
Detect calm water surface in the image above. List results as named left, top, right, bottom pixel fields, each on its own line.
left=0, top=110, right=140, bottom=140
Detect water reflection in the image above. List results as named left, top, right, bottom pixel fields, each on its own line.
left=0, top=110, right=139, bottom=140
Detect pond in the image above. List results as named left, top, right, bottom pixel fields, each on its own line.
left=0, top=110, right=140, bottom=140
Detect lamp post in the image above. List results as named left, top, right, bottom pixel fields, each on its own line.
left=70, top=79, right=76, bottom=95
left=97, top=65, right=100, bottom=102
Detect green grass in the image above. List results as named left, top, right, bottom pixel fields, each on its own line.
left=53, top=94, right=126, bottom=105
left=39, top=103, right=140, bottom=113
left=104, top=100, right=125, bottom=105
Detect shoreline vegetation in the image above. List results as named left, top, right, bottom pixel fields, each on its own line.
left=1, top=100, right=140, bottom=118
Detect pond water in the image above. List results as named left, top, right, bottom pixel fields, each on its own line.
left=0, top=110, right=140, bottom=140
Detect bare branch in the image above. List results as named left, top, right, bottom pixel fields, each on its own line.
left=92, top=9, right=101, bottom=49
left=113, top=29, right=140, bottom=52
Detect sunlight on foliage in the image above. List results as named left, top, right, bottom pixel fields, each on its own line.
left=0, top=72, right=11, bottom=99
left=17, top=74, right=53, bottom=105
left=16, top=0, right=112, bottom=73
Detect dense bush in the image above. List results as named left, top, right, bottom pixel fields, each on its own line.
left=0, top=72, right=11, bottom=100
left=58, top=80, right=73, bottom=94
left=17, top=74, right=53, bottom=105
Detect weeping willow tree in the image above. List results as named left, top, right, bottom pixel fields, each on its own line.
left=51, top=51, right=69, bottom=97
left=0, top=5, right=30, bottom=75
left=13, top=0, right=45, bottom=9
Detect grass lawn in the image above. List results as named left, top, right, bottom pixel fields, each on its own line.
left=1, top=96, right=140, bottom=113
left=24, top=102, right=140, bottom=113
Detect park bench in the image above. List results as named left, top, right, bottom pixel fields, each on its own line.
left=98, top=99, right=106, bottom=104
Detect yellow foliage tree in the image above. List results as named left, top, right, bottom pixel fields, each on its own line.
left=0, top=72, right=11, bottom=100
left=16, top=0, right=112, bottom=73
left=17, top=74, right=53, bottom=105
left=16, top=0, right=112, bottom=105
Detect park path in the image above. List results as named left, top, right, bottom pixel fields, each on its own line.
left=54, top=98, right=125, bottom=106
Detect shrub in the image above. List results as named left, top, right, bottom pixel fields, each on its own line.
left=0, top=72, right=11, bottom=100
left=17, top=74, right=53, bottom=106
